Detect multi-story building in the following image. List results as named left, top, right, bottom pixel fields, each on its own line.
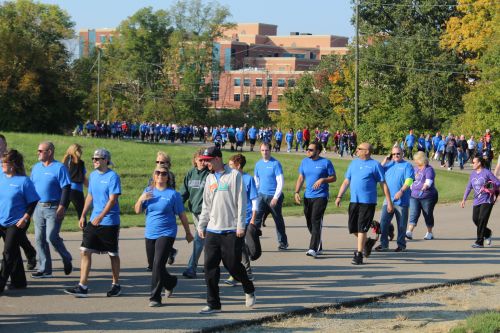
left=79, top=28, right=117, bottom=57
left=210, top=23, right=349, bottom=111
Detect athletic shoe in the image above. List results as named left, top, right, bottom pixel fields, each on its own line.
left=64, top=261, right=73, bottom=275
left=424, top=232, right=434, bottom=240
left=351, top=251, right=363, bottom=265
left=106, top=284, right=121, bottom=297
left=224, top=276, right=237, bottom=286
left=245, top=292, right=256, bottom=308
left=374, top=245, right=388, bottom=252
left=405, top=231, right=413, bottom=240
left=31, top=272, right=53, bottom=279
left=7, top=283, right=27, bottom=290
left=149, top=300, right=161, bottom=307
left=167, top=248, right=178, bottom=265
left=165, top=289, right=173, bottom=298
left=278, top=243, right=288, bottom=250
left=394, top=246, right=406, bottom=252
left=182, top=270, right=196, bottom=279
left=26, top=257, right=37, bottom=271
left=146, top=266, right=152, bottom=272
left=486, top=236, right=492, bottom=246
left=316, top=250, right=323, bottom=255
left=199, top=306, right=221, bottom=314
left=471, top=243, right=484, bottom=248
left=306, top=249, right=317, bottom=258
left=64, top=285, right=88, bottom=298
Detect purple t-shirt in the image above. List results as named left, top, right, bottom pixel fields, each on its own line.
left=410, top=165, right=438, bottom=199
left=463, top=169, right=500, bottom=206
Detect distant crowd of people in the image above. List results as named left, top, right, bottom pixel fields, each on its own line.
left=1, top=130, right=499, bottom=313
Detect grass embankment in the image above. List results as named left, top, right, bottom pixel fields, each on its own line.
left=450, top=311, right=500, bottom=333
left=4, top=132, right=469, bottom=232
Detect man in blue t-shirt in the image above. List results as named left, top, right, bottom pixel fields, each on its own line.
left=254, top=143, right=289, bottom=249
left=294, top=142, right=336, bottom=258
left=335, top=142, right=393, bottom=265
left=375, top=147, right=415, bottom=252
left=405, top=129, right=416, bottom=160
left=65, top=149, right=122, bottom=298
left=31, top=141, right=72, bottom=278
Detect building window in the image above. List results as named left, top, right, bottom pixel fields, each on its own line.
left=267, top=78, right=273, bottom=87
left=255, top=94, right=262, bottom=100
left=234, top=94, right=241, bottom=101
left=267, top=95, right=272, bottom=103
left=256, top=78, right=263, bottom=87
left=288, top=79, right=296, bottom=87
left=243, top=78, right=251, bottom=87
left=277, top=79, right=286, bottom=87
left=109, top=36, right=113, bottom=43
left=244, top=94, right=250, bottom=102
left=234, top=78, right=241, bottom=86
left=100, top=35, right=106, bottom=43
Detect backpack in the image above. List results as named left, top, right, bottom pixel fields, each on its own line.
left=245, top=223, right=262, bottom=261
left=481, top=181, right=499, bottom=204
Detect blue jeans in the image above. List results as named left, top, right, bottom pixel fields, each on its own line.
left=380, top=204, right=408, bottom=249
left=409, top=196, right=438, bottom=229
left=34, top=204, right=72, bottom=274
left=458, top=150, right=466, bottom=168
left=186, top=213, right=204, bottom=274
left=254, top=193, right=288, bottom=246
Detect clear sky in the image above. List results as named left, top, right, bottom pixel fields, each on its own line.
left=40, top=0, right=355, bottom=38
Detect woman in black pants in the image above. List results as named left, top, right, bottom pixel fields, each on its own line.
left=135, top=165, right=193, bottom=307
left=0, top=149, right=40, bottom=293
left=63, top=144, right=88, bottom=226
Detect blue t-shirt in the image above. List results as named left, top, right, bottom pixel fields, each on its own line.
left=382, top=161, right=414, bottom=207
left=71, top=166, right=86, bottom=192
left=405, top=134, right=415, bottom=147
left=0, top=174, right=40, bottom=227
left=296, top=130, right=303, bottom=141
left=248, top=128, right=257, bottom=139
left=254, top=157, right=283, bottom=195
left=236, top=130, right=245, bottom=142
left=242, top=173, right=258, bottom=225
left=88, top=169, right=121, bottom=226
left=299, top=157, right=336, bottom=198
left=286, top=132, right=293, bottom=143
left=345, top=158, right=385, bottom=204
left=142, top=188, right=184, bottom=239
left=275, top=131, right=283, bottom=141
left=30, top=161, right=71, bottom=202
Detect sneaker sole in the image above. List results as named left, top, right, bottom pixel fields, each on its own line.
left=199, top=309, right=221, bottom=314
left=32, top=275, right=53, bottom=279
left=107, top=291, right=122, bottom=297
left=224, top=281, right=237, bottom=286
left=64, top=290, right=88, bottom=298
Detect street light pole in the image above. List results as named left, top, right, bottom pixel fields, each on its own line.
left=97, top=48, right=101, bottom=121
left=355, top=0, right=359, bottom=130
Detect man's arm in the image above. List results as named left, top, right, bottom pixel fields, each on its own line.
left=91, top=194, right=119, bottom=226
left=335, top=178, right=350, bottom=207
left=79, top=194, right=93, bottom=229
left=294, top=174, right=305, bottom=204
left=380, top=181, right=393, bottom=213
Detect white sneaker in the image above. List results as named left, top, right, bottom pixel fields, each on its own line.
left=199, top=306, right=221, bottom=314
left=306, top=249, right=317, bottom=258
left=245, top=292, right=256, bottom=308
left=405, top=231, right=413, bottom=240
left=486, top=236, right=492, bottom=246
left=424, top=232, right=434, bottom=240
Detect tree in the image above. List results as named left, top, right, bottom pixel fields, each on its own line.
left=0, top=0, right=77, bottom=132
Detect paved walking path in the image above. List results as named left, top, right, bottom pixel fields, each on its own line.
left=1, top=203, right=498, bottom=332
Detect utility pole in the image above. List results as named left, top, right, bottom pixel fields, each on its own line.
left=355, top=0, right=359, bottom=130
left=97, top=48, right=101, bottom=121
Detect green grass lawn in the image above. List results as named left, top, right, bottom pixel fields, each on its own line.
left=3, top=132, right=469, bottom=232
left=450, top=311, right=500, bottom=333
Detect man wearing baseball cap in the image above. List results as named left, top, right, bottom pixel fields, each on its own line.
left=197, top=146, right=256, bottom=314
left=65, top=148, right=122, bottom=298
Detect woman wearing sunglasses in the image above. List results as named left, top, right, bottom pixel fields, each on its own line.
left=135, top=166, right=194, bottom=307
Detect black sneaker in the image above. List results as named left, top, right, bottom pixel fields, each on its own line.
left=278, top=243, right=289, bottom=250
left=64, top=261, right=73, bottom=275
left=31, top=272, right=53, bottom=279
left=146, top=266, right=152, bottom=272
left=351, top=251, right=363, bottom=265
left=106, top=284, right=121, bottom=297
left=167, top=248, right=178, bottom=265
left=26, top=257, right=37, bottom=271
left=64, top=285, right=88, bottom=298
left=182, top=270, right=196, bottom=279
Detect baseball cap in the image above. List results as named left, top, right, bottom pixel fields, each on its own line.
left=199, top=146, right=222, bottom=160
left=93, top=148, right=113, bottom=165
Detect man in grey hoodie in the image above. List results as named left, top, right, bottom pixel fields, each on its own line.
left=197, top=146, right=256, bottom=314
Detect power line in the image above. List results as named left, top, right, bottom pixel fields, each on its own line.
left=364, top=60, right=481, bottom=74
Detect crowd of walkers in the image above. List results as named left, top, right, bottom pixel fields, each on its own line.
left=1, top=130, right=499, bottom=313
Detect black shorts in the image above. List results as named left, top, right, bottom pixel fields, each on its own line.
left=236, top=141, right=244, bottom=147
left=229, top=136, right=236, bottom=143
left=348, top=203, right=376, bottom=234
left=81, top=224, right=120, bottom=255
left=249, top=138, right=256, bottom=145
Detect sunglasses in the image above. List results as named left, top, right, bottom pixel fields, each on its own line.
left=357, top=147, right=368, bottom=151
left=37, top=149, right=48, bottom=153
left=392, top=153, right=401, bottom=156
left=155, top=171, right=168, bottom=176
left=306, top=148, right=315, bottom=152
left=156, top=160, right=170, bottom=164
left=92, top=157, right=104, bottom=161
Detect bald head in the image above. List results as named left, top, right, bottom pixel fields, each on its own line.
left=357, top=142, right=372, bottom=160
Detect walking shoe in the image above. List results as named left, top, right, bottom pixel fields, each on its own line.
left=394, top=246, right=406, bottom=252
left=146, top=266, right=152, bottom=272
left=149, top=300, right=162, bottom=307
left=471, top=243, right=484, bottom=248
left=374, top=245, right=388, bottom=252
left=486, top=235, right=492, bottom=246
left=199, top=306, right=221, bottom=314
left=167, top=248, right=178, bottom=265
left=278, top=243, right=288, bottom=250
left=26, top=257, right=37, bottom=271
left=306, top=249, right=317, bottom=258
left=64, top=285, right=88, bottom=298
left=64, top=261, right=73, bottom=275
left=351, top=251, right=363, bottom=265
left=106, top=284, right=121, bottom=297
left=224, top=276, right=237, bottom=286
left=245, top=292, right=256, bottom=308
left=31, top=272, right=53, bottom=279
left=405, top=231, right=413, bottom=240
left=165, top=289, right=173, bottom=298
left=423, top=232, right=434, bottom=240
left=182, top=269, right=196, bottom=279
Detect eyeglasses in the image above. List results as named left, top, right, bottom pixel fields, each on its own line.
left=392, top=153, right=401, bottom=156
left=306, top=148, right=315, bottom=152
left=92, top=157, right=104, bottom=161
left=37, top=149, right=48, bottom=153
left=356, top=147, right=368, bottom=151
left=155, top=171, right=168, bottom=176
left=156, top=160, right=170, bottom=164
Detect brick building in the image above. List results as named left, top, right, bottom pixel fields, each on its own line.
left=79, top=28, right=118, bottom=57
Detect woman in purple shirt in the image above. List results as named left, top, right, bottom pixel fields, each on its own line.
left=406, top=152, right=439, bottom=240
left=461, top=156, right=500, bottom=248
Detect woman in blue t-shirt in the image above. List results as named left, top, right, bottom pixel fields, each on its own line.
left=0, top=149, right=40, bottom=293
left=134, top=166, right=193, bottom=307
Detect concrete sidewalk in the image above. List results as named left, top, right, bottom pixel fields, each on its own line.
left=0, top=203, right=498, bottom=332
